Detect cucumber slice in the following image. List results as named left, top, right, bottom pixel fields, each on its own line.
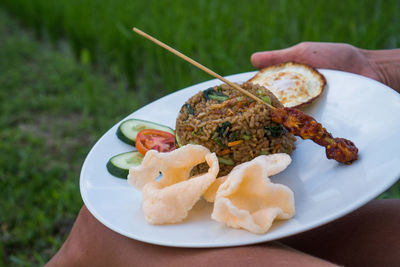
left=117, top=118, right=174, bottom=145
left=106, top=151, right=144, bottom=178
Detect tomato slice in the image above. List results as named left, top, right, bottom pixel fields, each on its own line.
left=135, top=129, right=176, bottom=155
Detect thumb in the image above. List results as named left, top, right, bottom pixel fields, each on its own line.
left=251, top=47, right=296, bottom=69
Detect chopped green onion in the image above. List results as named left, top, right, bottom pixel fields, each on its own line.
left=256, top=89, right=272, bottom=104
left=241, top=134, right=251, bottom=140
left=217, top=156, right=234, bottom=166
left=203, top=88, right=229, bottom=102
left=260, top=95, right=271, bottom=105
left=209, top=94, right=229, bottom=101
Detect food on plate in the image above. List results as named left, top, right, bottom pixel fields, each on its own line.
left=271, top=107, right=358, bottom=164
left=127, top=144, right=219, bottom=224
left=126, top=143, right=295, bottom=234
left=175, top=62, right=357, bottom=165
left=203, top=176, right=227, bottom=203
left=135, top=129, right=176, bottom=156
left=107, top=119, right=176, bottom=178
left=117, top=118, right=174, bottom=145
left=176, top=82, right=296, bottom=176
left=106, top=151, right=144, bottom=178
left=204, top=152, right=294, bottom=202
left=248, top=62, right=326, bottom=108
left=211, top=154, right=294, bottom=234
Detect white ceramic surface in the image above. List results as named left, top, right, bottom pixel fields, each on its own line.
left=80, top=70, right=400, bottom=248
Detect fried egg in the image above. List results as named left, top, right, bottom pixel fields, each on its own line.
left=248, top=62, right=326, bottom=108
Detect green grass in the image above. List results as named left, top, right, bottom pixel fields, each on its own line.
left=0, top=1, right=399, bottom=265
left=1, top=0, right=399, bottom=103
left=0, top=10, right=138, bottom=266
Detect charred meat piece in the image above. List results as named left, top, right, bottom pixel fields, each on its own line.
left=270, top=107, right=358, bottom=164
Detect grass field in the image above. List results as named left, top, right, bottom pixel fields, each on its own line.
left=1, top=0, right=400, bottom=103
left=0, top=10, right=139, bottom=266
left=0, top=1, right=399, bottom=265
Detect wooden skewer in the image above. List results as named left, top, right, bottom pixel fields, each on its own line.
left=133, top=27, right=275, bottom=109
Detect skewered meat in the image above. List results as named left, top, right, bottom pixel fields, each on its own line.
left=270, top=107, right=358, bottom=164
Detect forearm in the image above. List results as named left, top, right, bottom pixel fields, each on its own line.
left=361, top=48, right=400, bottom=92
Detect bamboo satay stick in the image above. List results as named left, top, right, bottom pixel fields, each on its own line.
left=133, top=27, right=275, bottom=109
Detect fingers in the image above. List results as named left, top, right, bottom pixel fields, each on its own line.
left=250, top=42, right=324, bottom=69
left=251, top=45, right=298, bottom=69
left=251, top=50, right=286, bottom=69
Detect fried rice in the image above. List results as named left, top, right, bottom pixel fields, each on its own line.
left=175, top=82, right=296, bottom=176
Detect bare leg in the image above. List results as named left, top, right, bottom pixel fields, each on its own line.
left=46, top=205, right=338, bottom=267
left=47, top=200, right=400, bottom=267
left=281, top=199, right=400, bottom=267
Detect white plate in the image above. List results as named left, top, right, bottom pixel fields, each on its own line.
left=80, top=70, right=400, bottom=248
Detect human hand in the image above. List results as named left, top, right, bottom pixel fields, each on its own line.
left=251, top=42, right=400, bottom=92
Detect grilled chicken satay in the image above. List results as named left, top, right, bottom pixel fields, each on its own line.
left=270, top=107, right=358, bottom=164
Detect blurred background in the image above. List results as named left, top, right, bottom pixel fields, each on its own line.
left=0, top=0, right=399, bottom=265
